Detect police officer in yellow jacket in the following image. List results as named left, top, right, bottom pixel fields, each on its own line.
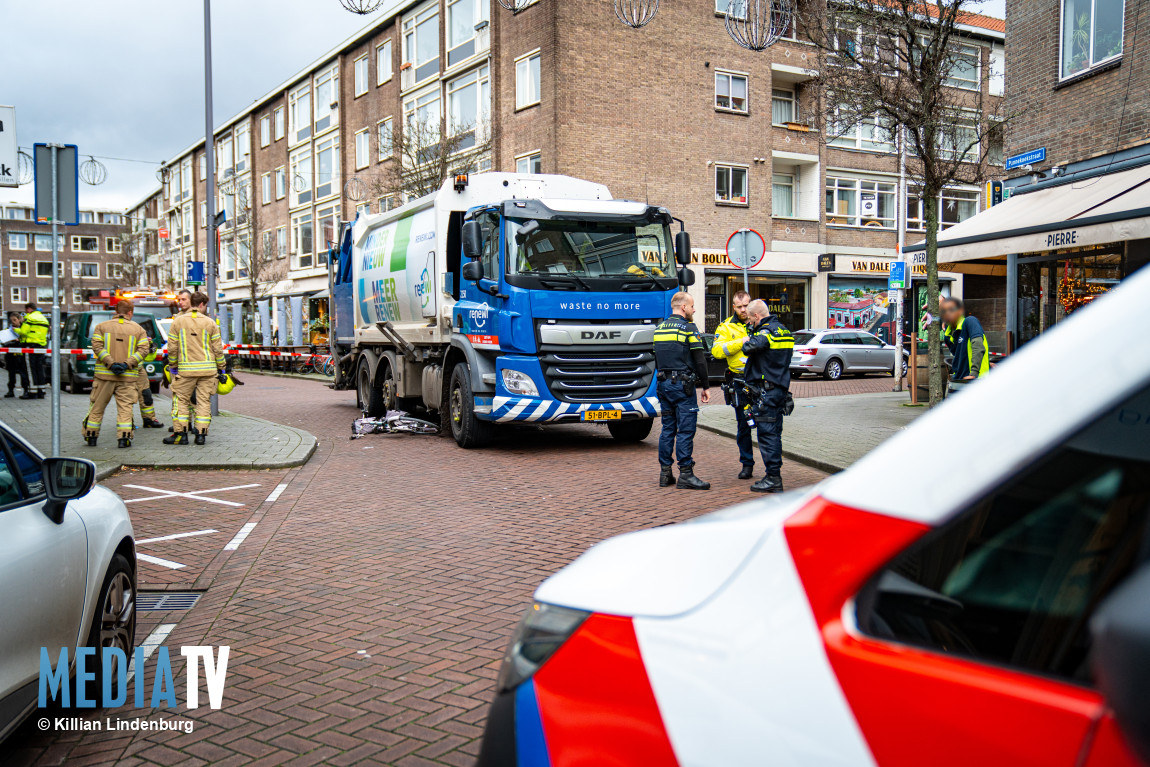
left=711, top=290, right=756, bottom=479
left=653, top=291, right=712, bottom=490
left=84, top=302, right=151, bottom=448
left=14, top=302, right=50, bottom=398
left=164, top=292, right=226, bottom=445
left=741, top=299, right=795, bottom=493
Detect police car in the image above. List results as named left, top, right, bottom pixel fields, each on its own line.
left=477, top=265, right=1150, bottom=766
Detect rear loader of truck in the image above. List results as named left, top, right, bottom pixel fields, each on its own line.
left=327, top=172, right=695, bottom=448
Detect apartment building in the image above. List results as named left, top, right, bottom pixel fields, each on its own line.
left=922, top=0, right=1148, bottom=348
left=0, top=203, right=128, bottom=316
left=129, top=0, right=1005, bottom=337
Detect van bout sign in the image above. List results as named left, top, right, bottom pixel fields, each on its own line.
left=0, top=106, right=17, bottom=188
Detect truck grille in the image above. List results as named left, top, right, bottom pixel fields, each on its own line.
left=539, top=351, right=655, bottom=404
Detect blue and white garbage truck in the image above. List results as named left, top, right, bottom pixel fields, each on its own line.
left=327, top=172, right=693, bottom=448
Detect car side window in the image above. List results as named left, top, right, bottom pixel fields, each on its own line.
left=821, top=334, right=840, bottom=345
left=5, top=436, right=45, bottom=497
left=858, top=382, right=1150, bottom=684
left=859, top=334, right=884, bottom=347
left=835, top=334, right=859, bottom=345
left=0, top=438, right=23, bottom=507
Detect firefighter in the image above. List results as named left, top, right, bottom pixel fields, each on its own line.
left=740, top=299, right=795, bottom=494
left=136, top=348, right=164, bottom=429
left=711, top=289, right=755, bottom=479
left=83, top=302, right=151, bottom=448
left=164, top=292, right=226, bottom=445
left=14, top=302, right=50, bottom=399
left=653, top=291, right=712, bottom=490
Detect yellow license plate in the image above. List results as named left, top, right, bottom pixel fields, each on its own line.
left=583, top=410, right=622, bottom=422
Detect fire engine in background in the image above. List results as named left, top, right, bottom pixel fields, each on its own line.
left=86, top=288, right=178, bottom=315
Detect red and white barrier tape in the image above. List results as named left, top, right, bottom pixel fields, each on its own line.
left=0, top=347, right=92, bottom=356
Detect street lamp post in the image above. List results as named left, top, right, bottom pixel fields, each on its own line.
left=203, top=0, right=219, bottom=416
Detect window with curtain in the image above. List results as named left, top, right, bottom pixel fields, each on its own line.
left=772, top=173, right=795, bottom=217
left=715, top=71, right=748, bottom=112
left=771, top=89, right=796, bottom=124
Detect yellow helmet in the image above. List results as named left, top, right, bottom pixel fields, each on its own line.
left=163, top=365, right=173, bottom=385
left=217, top=373, right=237, bottom=395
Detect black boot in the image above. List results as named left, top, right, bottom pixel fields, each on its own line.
left=35, top=391, right=44, bottom=398
left=659, top=465, right=675, bottom=487
left=4, top=390, right=13, bottom=398
left=194, top=433, right=206, bottom=445
left=19, top=391, right=36, bottom=400
left=676, top=465, right=711, bottom=490
left=750, top=475, right=784, bottom=494
left=738, top=465, right=754, bottom=480
left=142, top=417, right=164, bottom=428
left=163, top=432, right=189, bottom=445
left=85, top=434, right=99, bottom=447
left=117, top=437, right=131, bottom=449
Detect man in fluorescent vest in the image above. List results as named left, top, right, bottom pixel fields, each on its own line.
left=711, top=289, right=756, bottom=479
left=14, top=302, right=50, bottom=399
left=84, top=302, right=151, bottom=448
left=941, top=298, right=990, bottom=382
left=164, top=292, right=226, bottom=445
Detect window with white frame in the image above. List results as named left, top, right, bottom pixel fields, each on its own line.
left=938, top=114, right=980, bottom=161
left=237, top=237, right=250, bottom=279
left=772, top=173, right=795, bottom=217
left=261, top=172, right=271, bottom=204
left=71, top=236, right=99, bottom=253
left=290, top=147, right=312, bottom=206
left=178, top=159, right=191, bottom=201
left=73, top=262, right=99, bottom=278
left=72, top=288, right=83, bottom=305
left=289, top=83, right=312, bottom=143
left=260, top=115, right=271, bottom=146
left=34, top=234, right=63, bottom=252
left=36, top=261, right=62, bottom=278
left=448, top=65, right=490, bottom=148
left=987, top=120, right=1004, bottom=165
left=355, top=128, right=370, bottom=169
left=380, top=195, right=397, bottom=212
left=200, top=201, right=206, bottom=227
left=8, top=233, right=27, bottom=250
left=292, top=211, right=314, bottom=268
left=771, top=88, right=797, bottom=124
left=236, top=123, right=250, bottom=172
left=106, top=237, right=121, bottom=253
left=274, top=106, right=285, bottom=140
left=261, top=230, right=274, bottom=258
left=276, top=226, right=287, bottom=258
left=906, top=188, right=980, bottom=230
left=199, top=154, right=206, bottom=180
left=317, top=204, right=339, bottom=254
left=945, top=42, right=981, bottom=89
left=224, top=241, right=236, bottom=281
left=314, top=64, right=339, bottom=133
left=275, top=166, right=286, bottom=199
left=378, top=118, right=393, bottom=160
left=5, top=207, right=29, bottom=220
left=377, top=39, right=393, bottom=84
left=315, top=135, right=339, bottom=199
left=102, top=212, right=123, bottom=224
left=516, top=152, right=541, bottom=174
left=835, top=21, right=898, bottom=72
left=1061, top=0, right=1124, bottom=78
left=354, top=55, right=369, bottom=97
left=217, top=134, right=234, bottom=175
left=36, top=287, right=53, bottom=303
left=107, top=263, right=124, bottom=280
left=515, top=51, right=541, bottom=109
left=10, top=287, right=27, bottom=303
left=715, top=71, right=749, bottom=112
left=826, top=176, right=897, bottom=228
left=718, top=0, right=749, bottom=17
left=9, top=260, right=28, bottom=277
left=447, top=0, right=489, bottom=66
left=79, top=211, right=94, bottom=224
left=828, top=106, right=895, bottom=152
left=403, top=3, right=440, bottom=84
left=715, top=164, right=748, bottom=204
left=404, top=86, right=442, bottom=149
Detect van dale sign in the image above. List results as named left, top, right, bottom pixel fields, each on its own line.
left=0, top=106, right=17, bottom=188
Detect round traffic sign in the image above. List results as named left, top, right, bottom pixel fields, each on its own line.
left=726, top=229, right=766, bottom=270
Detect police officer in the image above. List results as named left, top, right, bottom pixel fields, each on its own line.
left=653, top=291, right=712, bottom=490
left=741, top=299, right=794, bottom=493
left=83, top=301, right=151, bottom=448
left=711, top=290, right=755, bottom=479
left=164, top=292, right=226, bottom=445
left=941, top=298, right=989, bottom=384
left=5, top=311, right=31, bottom=399
left=15, top=302, right=50, bottom=399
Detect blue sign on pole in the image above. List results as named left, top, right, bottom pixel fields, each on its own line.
left=187, top=260, right=205, bottom=285
left=1004, top=147, right=1046, bottom=171
left=888, top=261, right=906, bottom=290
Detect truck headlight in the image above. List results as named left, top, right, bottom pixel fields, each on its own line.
left=501, top=369, right=538, bottom=397
left=496, top=602, right=590, bottom=693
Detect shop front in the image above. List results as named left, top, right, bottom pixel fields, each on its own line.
left=827, top=256, right=958, bottom=344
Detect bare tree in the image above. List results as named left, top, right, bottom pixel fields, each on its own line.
left=797, top=0, right=1014, bottom=405
left=236, top=202, right=287, bottom=344
left=364, top=117, right=492, bottom=205
left=115, top=227, right=147, bottom=287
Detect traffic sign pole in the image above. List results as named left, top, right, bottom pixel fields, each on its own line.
left=50, top=146, right=60, bottom=456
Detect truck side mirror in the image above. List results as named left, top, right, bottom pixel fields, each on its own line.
left=675, top=231, right=691, bottom=266
left=462, top=220, right=483, bottom=260
left=462, top=260, right=484, bottom=283
left=1091, top=563, right=1150, bottom=763
left=677, top=267, right=695, bottom=287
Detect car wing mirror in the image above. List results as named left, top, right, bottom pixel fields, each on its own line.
left=1091, top=562, right=1150, bottom=763
left=41, top=457, right=96, bottom=525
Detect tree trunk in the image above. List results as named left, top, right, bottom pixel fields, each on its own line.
left=924, top=188, right=944, bottom=406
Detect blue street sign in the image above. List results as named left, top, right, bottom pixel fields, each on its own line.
left=1004, top=147, right=1046, bottom=171
left=186, top=260, right=205, bottom=285
left=888, top=261, right=906, bottom=290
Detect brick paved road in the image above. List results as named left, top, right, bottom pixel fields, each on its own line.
left=7, top=377, right=826, bottom=767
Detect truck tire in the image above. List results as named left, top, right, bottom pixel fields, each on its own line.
left=448, top=364, right=493, bottom=448
left=358, top=358, right=385, bottom=416
left=607, top=418, right=653, bottom=442
left=379, top=358, right=421, bottom=412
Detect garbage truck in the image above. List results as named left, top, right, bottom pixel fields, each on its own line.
left=327, top=172, right=694, bottom=448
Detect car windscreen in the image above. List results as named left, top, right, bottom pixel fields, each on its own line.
left=505, top=218, right=673, bottom=277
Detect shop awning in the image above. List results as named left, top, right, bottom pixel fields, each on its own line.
left=905, top=163, right=1150, bottom=263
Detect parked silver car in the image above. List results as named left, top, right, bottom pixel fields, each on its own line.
left=791, top=329, right=909, bottom=380
left=0, top=422, right=136, bottom=742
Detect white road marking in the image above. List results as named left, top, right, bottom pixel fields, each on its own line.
left=224, top=522, right=257, bottom=551
left=137, top=553, right=186, bottom=570
left=137, top=529, right=218, bottom=544
left=264, top=482, right=289, bottom=504
left=127, top=623, right=177, bottom=683
left=122, top=483, right=261, bottom=507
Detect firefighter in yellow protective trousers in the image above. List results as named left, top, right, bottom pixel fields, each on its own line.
left=163, top=293, right=226, bottom=446
left=84, top=302, right=151, bottom=448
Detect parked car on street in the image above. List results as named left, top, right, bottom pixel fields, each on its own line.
left=0, top=422, right=136, bottom=743
left=477, top=264, right=1150, bottom=766
left=791, top=328, right=909, bottom=380
left=59, top=311, right=167, bottom=394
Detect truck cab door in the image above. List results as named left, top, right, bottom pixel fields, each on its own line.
left=459, top=211, right=503, bottom=346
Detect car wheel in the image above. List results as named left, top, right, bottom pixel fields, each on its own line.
left=448, top=364, right=493, bottom=448
left=823, top=358, right=843, bottom=381
left=902, top=359, right=909, bottom=378
left=357, top=358, right=385, bottom=417
left=67, top=365, right=85, bottom=395
left=81, top=553, right=136, bottom=703
left=607, top=418, right=653, bottom=442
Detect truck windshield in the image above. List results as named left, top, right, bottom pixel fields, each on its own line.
left=505, top=218, right=674, bottom=278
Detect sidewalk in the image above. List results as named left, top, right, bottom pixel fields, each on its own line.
left=697, top=391, right=925, bottom=473
left=0, top=389, right=317, bottom=479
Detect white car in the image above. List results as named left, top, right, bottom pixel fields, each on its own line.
left=0, top=428, right=136, bottom=742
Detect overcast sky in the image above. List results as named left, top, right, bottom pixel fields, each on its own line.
left=1, top=0, right=1005, bottom=212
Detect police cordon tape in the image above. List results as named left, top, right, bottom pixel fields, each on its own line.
left=0, top=347, right=92, bottom=355
left=0, top=347, right=315, bottom=359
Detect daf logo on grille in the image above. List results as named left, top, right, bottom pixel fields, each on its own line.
left=581, top=330, right=622, bottom=340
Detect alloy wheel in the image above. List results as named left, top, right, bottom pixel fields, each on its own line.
left=99, top=572, right=135, bottom=678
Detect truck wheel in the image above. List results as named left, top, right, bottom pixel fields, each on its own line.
left=448, top=364, right=493, bottom=448
left=607, top=418, right=653, bottom=442
left=379, top=358, right=421, bottom=412
left=358, top=359, right=385, bottom=416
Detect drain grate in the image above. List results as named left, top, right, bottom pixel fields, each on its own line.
left=138, top=591, right=203, bottom=612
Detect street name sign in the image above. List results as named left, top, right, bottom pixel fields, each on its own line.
left=1004, top=147, right=1046, bottom=171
